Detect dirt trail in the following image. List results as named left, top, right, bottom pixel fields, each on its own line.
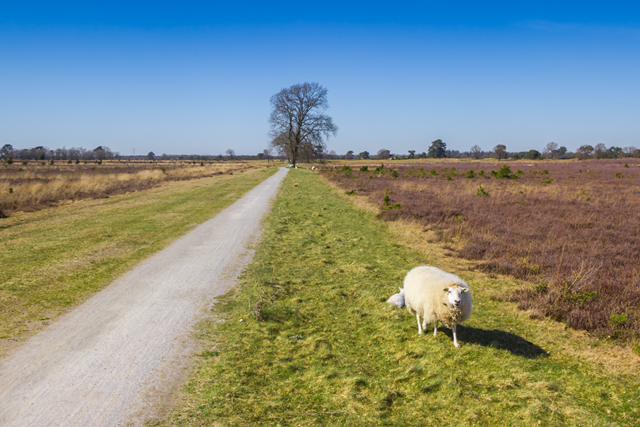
left=0, top=168, right=288, bottom=426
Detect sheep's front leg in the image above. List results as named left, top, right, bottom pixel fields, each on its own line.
left=453, top=324, right=460, bottom=348
left=416, top=313, right=423, bottom=335
left=433, top=321, right=438, bottom=337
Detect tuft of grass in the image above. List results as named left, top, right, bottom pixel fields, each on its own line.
left=0, top=168, right=278, bottom=350
left=161, top=170, right=640, bottom=426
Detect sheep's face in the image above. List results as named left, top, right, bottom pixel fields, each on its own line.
left=443, top=286, right=469, bottom=307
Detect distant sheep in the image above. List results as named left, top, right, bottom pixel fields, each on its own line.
left=403, top=266, right=472, bottom=347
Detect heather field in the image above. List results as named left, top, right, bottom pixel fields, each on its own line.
left=0, top=160, right=264, bottom=215
left=322, top=159, right=640, bottom=342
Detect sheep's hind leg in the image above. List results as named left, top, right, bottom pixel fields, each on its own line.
left=416, top=314, right=423, bottom=335
left=453, top=324, right=460, bottom=348
left=433, top=321, right=438, bottom=337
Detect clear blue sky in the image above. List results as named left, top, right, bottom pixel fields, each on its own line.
left=1, top=1, right=639, bottom=156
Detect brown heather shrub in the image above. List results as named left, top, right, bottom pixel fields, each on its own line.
left=322, top=159, right=640, bottom=341
left=0, top=160, right=259, bottom=213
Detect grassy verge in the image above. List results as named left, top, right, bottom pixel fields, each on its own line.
left=0, top=167, right=278, bottom=352
left=161, top=169, right=639, bottom=427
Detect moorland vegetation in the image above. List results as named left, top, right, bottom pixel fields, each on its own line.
left=323, top=159, right=640, bottom=343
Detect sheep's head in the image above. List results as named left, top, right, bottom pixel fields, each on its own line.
left=443, top=286, right=469, bottom=307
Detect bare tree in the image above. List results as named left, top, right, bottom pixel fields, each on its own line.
left=622, top=146, right=638, bottom=157
left=470, top=144, right=483, bottom=159
left=226, top=149, right=235, bottom=159
left=262, top=148, right=273, bottom=162
left=268, top=82, right=338, bottom=167
left=543, top=142, right=560, bottom=158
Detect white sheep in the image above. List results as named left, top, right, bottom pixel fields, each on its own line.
left=403, top=266, right=472, bottom=347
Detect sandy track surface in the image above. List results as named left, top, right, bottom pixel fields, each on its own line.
left=0, top=168, right=288, bottom=426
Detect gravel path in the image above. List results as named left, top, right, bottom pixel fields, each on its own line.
left=0, top=168, right=288, bottom=426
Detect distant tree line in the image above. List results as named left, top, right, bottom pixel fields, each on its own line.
left=0, top=144, right=119, bottom=161
left=4, top=140, right=639, bottom=165
left=304, top=140, right=640, bottom=161
left=0, top=144, right=271, bottom=162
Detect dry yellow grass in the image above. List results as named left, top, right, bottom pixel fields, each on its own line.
left=0, top=160, right=270, bottom=213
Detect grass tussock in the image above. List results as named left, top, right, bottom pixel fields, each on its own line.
left=161, top=170, right=640, bottom=427
left=322, top=160, right=640, bottom=342
left=0, top=160, right=270, bottom=214
left=0, top=168, right=278, bottom=352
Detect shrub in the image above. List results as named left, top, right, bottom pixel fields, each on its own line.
left=8, top=188, right=13, bottom=194
left=541, top=178, right=553, bottom=184
left=5, top=157, right=13, bottom=165
left=476, top=186, right=489, bottom=197
left=490, top=165, right=518, bottom=179
left=359, top=166, right=369, bottom=172
left=609, top=313, right=627, bottom=328
left=345, top=189, right=357, bottom=195
left=466, top=170, right=476, bottom=178
left=384, top=203, right=402, bottom=210
left=390, top=169, right=399, bottom=178
left=383, top=188, right=390, bottom=206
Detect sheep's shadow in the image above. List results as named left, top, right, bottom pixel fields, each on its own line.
left=441, top=325, right=548, bottom=358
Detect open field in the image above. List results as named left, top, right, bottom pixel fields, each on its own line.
left=323, top=159, right=640, bottom=342
left=158, top=170, right=640, bottom=426
left=0, top=159, right=271, bottom=214
left=0, top=167, right=278, bottom=355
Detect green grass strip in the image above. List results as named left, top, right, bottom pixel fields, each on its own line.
left=164, top=170, right=639, bottom=426
left=0, top=168, right=278, bottom=346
